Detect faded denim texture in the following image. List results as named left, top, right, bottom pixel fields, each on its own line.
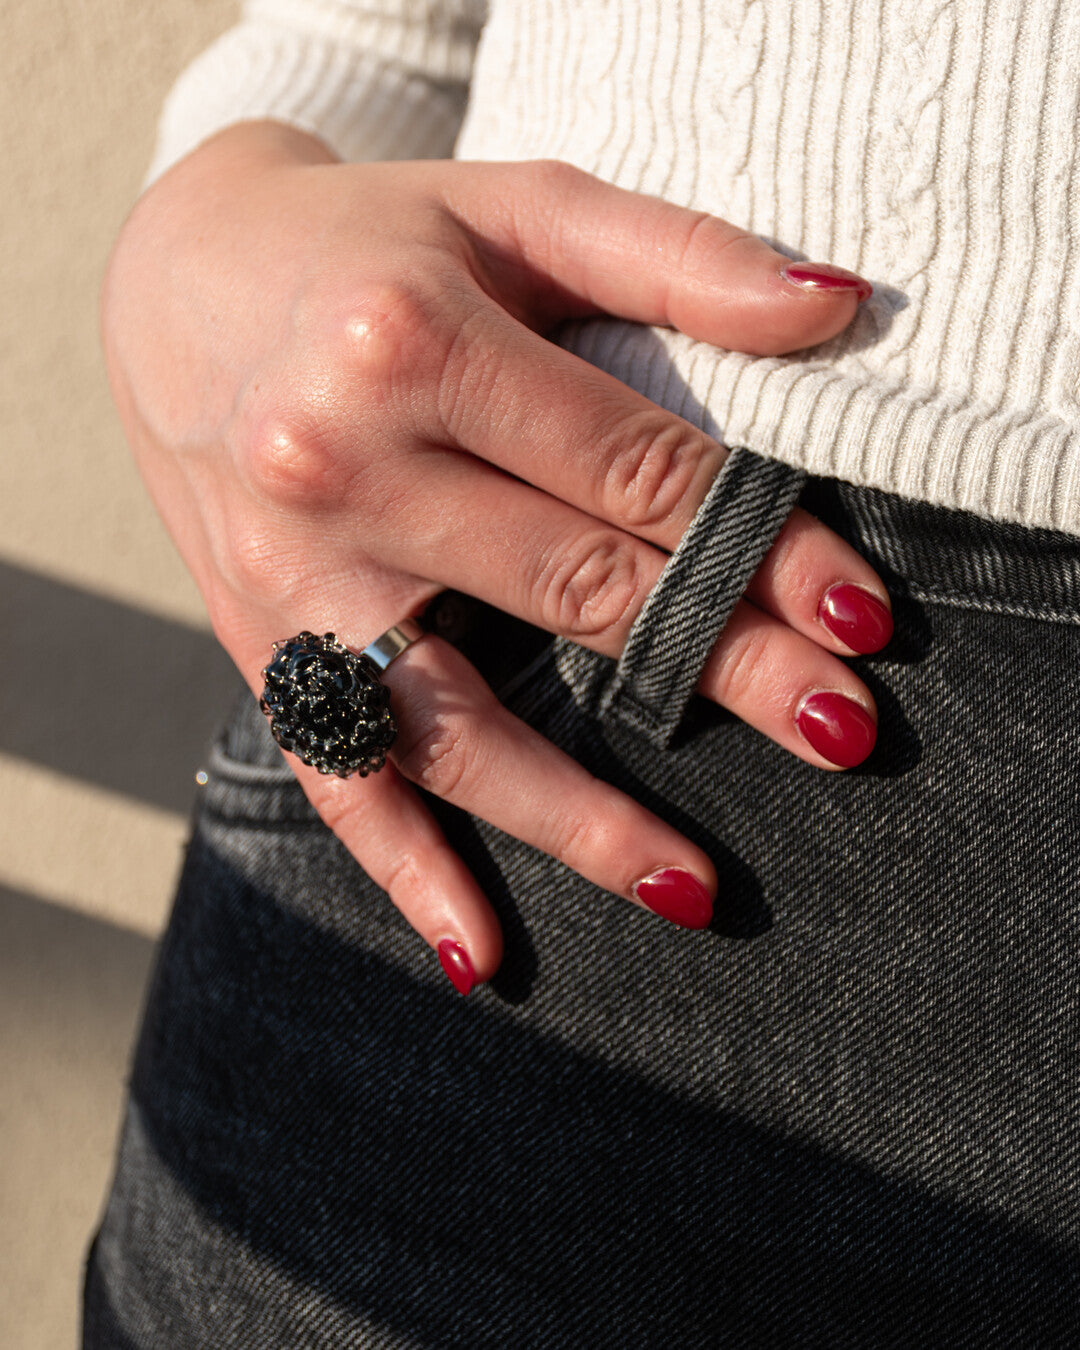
left=84, top=465, right=1080, bottom=1347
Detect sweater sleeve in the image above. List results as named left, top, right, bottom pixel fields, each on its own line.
left=143, top=0, right=488, bottom=188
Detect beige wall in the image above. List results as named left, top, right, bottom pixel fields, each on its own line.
left=2, top=2, right=241, bottom=1345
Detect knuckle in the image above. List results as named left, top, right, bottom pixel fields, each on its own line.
left=380, top=849, right=424, bottom=905
left=767, top=544, right=818, bottom=614
left=757, top=509, right=829, bottom=607
left=677, top=211, right=734, bottom=271
left=309, top=775, right=364, bottom=837
left=311, top=788, right=423, bottom=906
left=522, top=157, right=588, bottom=197
left=238, top=417, right=342, bottom=508
left=340, top=281, right=445, bottom=398
left=544, top=806, right=599, bottom=867
left=540, top=533, right=645, bottom=645
left=711, top=625, right=772, bottom=709
left=602, top=413, right=714, bottom=531
left=670, top=212, right=756, bottom=293
left=394, top=717, right=474, bottom=799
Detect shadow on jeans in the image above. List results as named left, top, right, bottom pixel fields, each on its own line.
left=85, top=838, right=1079, bottom=1349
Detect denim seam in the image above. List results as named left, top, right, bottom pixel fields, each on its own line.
left=493, top=644, right=559, bottom=704
left=206, top=744, right=298, bottom=788
left=908, top=586, right=1080, bottom=626
left=199, top=806, right=325, bottom=832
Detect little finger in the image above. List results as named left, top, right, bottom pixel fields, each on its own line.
left=296, top=756, right=504, bottom=995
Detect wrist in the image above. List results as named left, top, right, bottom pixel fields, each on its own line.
left=137, top=119, right=338, bottom=213
left=102, top=119, right=335, bottom=388
left=113, top=118, right=336, bottom=276
left=190, top=119, right=341, bottom=171
left=163, top=120, right=339, bottom=194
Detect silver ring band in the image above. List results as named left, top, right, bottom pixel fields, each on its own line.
left=362, top=617, right=425, bottom=672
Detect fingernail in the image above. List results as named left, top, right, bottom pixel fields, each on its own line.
left=437, top=939, right=476, bottom=996
left=795, top=691, right=877, bottom=768
left=781, top=262, right=873, bottom=301
left=819, top=583, right=894, bottom=653
left=632, top=868, right=714, bottom=929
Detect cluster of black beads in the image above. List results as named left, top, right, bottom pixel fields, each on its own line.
left=259, top=631, right=396, bottom=777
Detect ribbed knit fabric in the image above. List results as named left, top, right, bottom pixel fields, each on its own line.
left=144, top=0, right=487, bottom=177
left=145, top=0, right=1080, bottom=536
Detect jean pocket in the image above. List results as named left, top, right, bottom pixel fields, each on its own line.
left=197, top=691, right=315, bottom=828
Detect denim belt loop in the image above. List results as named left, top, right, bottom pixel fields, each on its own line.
left=598, top=446, right=807, bottom=749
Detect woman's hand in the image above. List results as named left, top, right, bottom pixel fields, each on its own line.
left=101, top=121, right=891, bottom=992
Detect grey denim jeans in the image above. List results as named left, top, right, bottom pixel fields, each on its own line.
left=84, top=457, right=1080, bottom=1348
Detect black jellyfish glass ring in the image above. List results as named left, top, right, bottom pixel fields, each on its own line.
left=259, top=623, right=422, bottom=778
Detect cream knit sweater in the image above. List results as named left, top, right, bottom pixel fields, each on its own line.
left=147, top=0, right=1080, bottom=535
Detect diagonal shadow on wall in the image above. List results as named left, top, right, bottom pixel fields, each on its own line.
left=0, top=559, right=243, bottom=814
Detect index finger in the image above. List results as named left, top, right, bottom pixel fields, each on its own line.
left=441, top=159, right=871, bottom=353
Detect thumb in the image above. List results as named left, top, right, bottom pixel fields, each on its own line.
left=446, top=159, right=871, bottom=357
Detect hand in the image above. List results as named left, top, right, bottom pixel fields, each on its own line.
left=101, top=121, right=891, bottom=992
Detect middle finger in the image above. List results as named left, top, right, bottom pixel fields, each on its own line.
left=353, top=450, right=879, bottom=769
left=423, top=299, right=891, bottom=657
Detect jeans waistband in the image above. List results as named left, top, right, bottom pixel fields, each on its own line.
left=801, top=477, right=1080, bottom=626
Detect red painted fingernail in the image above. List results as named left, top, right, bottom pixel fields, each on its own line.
left=632, top=868, right=714, bottom=929
left=437, top=939, right=475, bottom=996
left=819, top=583, right=893, bottom=653
left=781, top=262, right=873, bottom=301
left=795, top=691, right=877, bottom=768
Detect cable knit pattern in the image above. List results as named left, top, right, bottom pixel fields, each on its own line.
left=703, top=1, right=766, bottom=232
left=860, top=0, right=953, bottom=383
left=145, top=0, right=1080, bottom=535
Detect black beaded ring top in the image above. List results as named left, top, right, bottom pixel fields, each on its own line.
left=259, top=625, right=420, bottom=778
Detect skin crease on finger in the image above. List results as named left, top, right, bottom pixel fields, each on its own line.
left=102, top=125, right=887, bottom=995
